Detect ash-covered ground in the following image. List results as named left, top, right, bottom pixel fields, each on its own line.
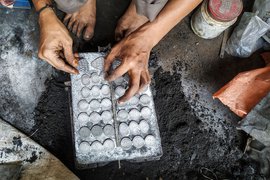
left=0, top=0, right=265, bottom=179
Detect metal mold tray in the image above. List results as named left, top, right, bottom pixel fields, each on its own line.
left=70, top=53, right=162, bottom=169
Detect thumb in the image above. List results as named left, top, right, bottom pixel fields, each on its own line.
left=63, top=43, right=78, bottom=68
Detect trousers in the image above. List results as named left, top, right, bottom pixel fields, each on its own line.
left=54, top=0, right=168, bottom=21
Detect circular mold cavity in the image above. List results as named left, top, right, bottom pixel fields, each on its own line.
left=103, top=125, right=114, bottom=137
left=133, top=136, right=145, bottom=149
left=78, top=100, right=89, bottom=111
left=91, top=125, right=103, bottom=137
left=101, top=111, right=112, bottom=123
left=115, top=86, right=126, bottom=97
left=120, top=137, right=132, bottom=150
left=117, top=110, right=128, bottom=121
left=89, top=112, right=102, bottom=124
left=139, top=120, right=150, bottom=134
left=129, top=109, right=140, bottom=121
left=81, top=87, right=91, bottom=98
left=103, top=139, right=115, bottom=150
left=79, top=141, right=90, bottom=154
left=81, top=74, right=91, bottom=85
left=90, top=141, right=103, bottom=151
left=129, top=96, right=139, bottom=105
left=101, top=84, right=110, bottom=96
left=89, top=99, right=100, bottom=110
left=140, top=94, right=151, bottom=104
left=145, top=135, right=156, bottom=147
left=91, top=73, right=100, bottom=83
left=79, top=127, right=91, bottom=138
left=101, top=98, right=112, bottom=109
left=129, top=121, right=140, bottom=135
left=119, top=123, right=130, bottom=136
left=141, top=107, right=152, bottom=119
left=78, top=112, right=89, bottom=123
left=91, top=86, right=100, bottom=97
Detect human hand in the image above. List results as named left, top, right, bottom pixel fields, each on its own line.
left=104, top=30, right=154, bottom=103
left=38, top=8, right=79, bottom=74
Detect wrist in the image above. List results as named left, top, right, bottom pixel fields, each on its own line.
left=39, top=8, right=56, bottom=25
left=136, top=22, right=161, bottom=49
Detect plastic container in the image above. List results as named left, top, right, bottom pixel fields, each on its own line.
left=191, top=0, right=243, bottom=39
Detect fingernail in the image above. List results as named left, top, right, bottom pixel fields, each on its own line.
left=73, top=60, right=78, bottom=67
left=118, top=100, right=123, bottom=105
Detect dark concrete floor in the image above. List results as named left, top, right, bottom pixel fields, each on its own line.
left=0, top=0, right=266, bottom=179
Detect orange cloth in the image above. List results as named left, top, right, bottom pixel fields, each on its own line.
left=213, top=52, right=270, bottom=117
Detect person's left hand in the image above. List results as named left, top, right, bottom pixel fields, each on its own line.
left=104, top=30, right=154, bottom=103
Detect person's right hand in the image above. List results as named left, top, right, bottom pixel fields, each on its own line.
left=38, top=8, right=79, bottom=74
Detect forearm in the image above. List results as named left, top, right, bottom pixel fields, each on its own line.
left=32, top=0, right=52, bottom=11
left=140, top=0, right=202, bottom=47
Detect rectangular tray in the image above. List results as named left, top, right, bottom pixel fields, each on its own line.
left=70, top=53, right=162, bottom=169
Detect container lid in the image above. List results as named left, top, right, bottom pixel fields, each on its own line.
left=208, top=0, right=243, bottom=22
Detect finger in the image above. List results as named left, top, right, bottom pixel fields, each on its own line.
left=77, top=23, right=85, bottom=38
left=68, top=18, right=75, bottom=30
left=105, top=62, right=129, bottom=82
left=63, top=44, right=78, bottom=68
left=59, top=52, right=65, bottom=59
left=115, top=26, right=125, bottom=42
left=104, top=48, right=118, bottom=74
left=119, top=71, right=140, bottom=103
left=74, top=52, right=80, bottom=62
left=42, top=54, right=78, bottom=74
left=63, top=14, right=72, bottom=25
left=139, top=70, right=151, bottom=92
left=125, top=29, right=133, bottom=38
left=72, top=21, right=79, bottom=34
left=83, top=24, right=94, bottom=41
left=52, top=56, right=79, bottom=74
left=74, top=52, right=79, bottom=58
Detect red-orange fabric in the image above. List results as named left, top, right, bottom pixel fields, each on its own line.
left=213, top=52, right=270, bottom=117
